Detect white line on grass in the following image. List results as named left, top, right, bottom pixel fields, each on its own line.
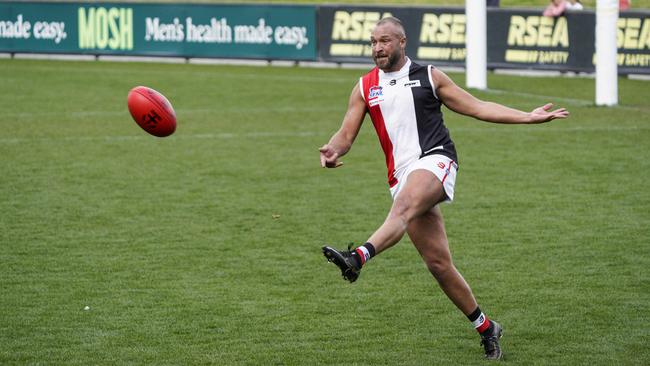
left=5, top=106, right=344, bottom=119
left=0, top=131, right=321, bottom=144
left=454, top=125, right=649, bottom=132
left=484, top=88, right=650, bottom=112
left=10, top=64, right=354, bottom=84
left=0, top=126, right=647, bottom=145
left=484, top=88, right=594, bottom=106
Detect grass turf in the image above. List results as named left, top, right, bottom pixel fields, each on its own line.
left=0, top=59, right=649, bottom=365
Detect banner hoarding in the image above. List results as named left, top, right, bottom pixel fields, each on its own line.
left=317, top=5, right=650, bottom=74
left=0, top=2, right=318, bottom=60
left=1, top=2, right=648, bottom=74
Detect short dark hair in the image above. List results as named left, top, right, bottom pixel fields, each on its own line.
left=375, top=16, right=406, bottom=38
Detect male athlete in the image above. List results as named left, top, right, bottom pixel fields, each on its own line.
left=319, top=17, right=568, bottom=361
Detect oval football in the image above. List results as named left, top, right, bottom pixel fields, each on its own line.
left=127, top=86, right=176, bottom=137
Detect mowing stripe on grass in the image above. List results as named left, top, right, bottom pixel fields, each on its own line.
left=485, top=88, right=650, bottom=112
left=5, top=106, right=344, bottom=119
left=0, top=131, right=321, bottom=144
left=16, top=64, right=354, bottom=84
left=1, top=126, right=647, bottom=145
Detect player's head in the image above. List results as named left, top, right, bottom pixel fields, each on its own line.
left=371, top=17, right=407, bottom=72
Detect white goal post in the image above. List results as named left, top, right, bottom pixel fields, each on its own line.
left=465, top=0, right=487, bottom=90
left=466, top=1, right=620, bottom=106
left=596, top=0, right=619, bottom=106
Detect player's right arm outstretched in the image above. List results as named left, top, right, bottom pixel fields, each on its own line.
left=320, top=82, right=367, bottom=168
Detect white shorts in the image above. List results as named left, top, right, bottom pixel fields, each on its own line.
left=389, top=154, right=458, bottom=202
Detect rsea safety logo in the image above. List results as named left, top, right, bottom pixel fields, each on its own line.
left=505, top=16, right=569, bottom=64
left=417, top=13, right=466, bottom=61
left=329, top=11, right=392, bottom=57
left=592, top=16, right=650, bottom=68
left=78, top=7, right=133, bottom=50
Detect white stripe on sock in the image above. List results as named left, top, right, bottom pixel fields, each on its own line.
left=357, top=246, right=371, bottom=263
left=472, top=313, right=487, bottom=329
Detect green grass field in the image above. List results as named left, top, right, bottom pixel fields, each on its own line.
left=1, top=58, right=649, bottom=365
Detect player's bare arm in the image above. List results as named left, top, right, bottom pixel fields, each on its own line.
left=319, top=82, right=367, bottom=168
left=431, top=68, right=569, bottom=124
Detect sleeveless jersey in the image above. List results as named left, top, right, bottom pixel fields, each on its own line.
left=360, top=58, right=457, bottom=187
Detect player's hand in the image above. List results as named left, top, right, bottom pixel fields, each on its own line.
left=319, top=144, right=343, bottom=168
left=529, top=103, right=569, bottom=123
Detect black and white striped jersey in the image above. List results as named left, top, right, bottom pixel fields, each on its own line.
left=360, top=58, right=458, bottom=188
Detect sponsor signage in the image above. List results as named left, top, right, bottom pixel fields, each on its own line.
left=318, top=6, right=469, bottom=66
left=318, top=5, right=650, bottom=74
left=487, top=10, right=589, bottom=71
left=613, top=11, right=650, bottom=73
left=318, top=6, right=411, bottom=62
left=0, top=2, right=317, bottom=60
left=416, top=9, right=467, bottom=64
left=1, top=2, right=648, bottom=74
left=318, top=6, right=467, bottom=65
left=488, top=9, right=650, bottom=73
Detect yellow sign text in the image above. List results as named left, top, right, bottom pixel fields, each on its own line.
left=507, top=15, right=568, bottom=48
left=78, top=7, right=133, bottom=50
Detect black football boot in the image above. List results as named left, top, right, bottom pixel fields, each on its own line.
left=480, top=321, right=503, bottom=361
left=322, top=245, right=362, bottom=283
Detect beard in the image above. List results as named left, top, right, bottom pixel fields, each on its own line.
left=374, top=49, right=402, bottom=71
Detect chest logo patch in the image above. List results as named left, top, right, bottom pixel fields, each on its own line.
left=404, top=80, right=421, bottom=88
left=369, top=86, right=383, bottom=99
left=368, top=86, right=384, bottom=107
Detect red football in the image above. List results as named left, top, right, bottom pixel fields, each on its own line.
left=127, top=86, right=176, bottom=137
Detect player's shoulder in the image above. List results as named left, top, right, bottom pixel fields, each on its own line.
left=359, top=66, right=380, bottom=92
left=409, top=60, right=427, bottom=71
left=361, top=66, right=379, bottom=78
left=409, top=61, right=431, bottom=76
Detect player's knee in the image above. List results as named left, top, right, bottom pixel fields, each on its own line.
left=425, top=257, right=453, bottom=279
left=389, top=195, right=417, bottom=224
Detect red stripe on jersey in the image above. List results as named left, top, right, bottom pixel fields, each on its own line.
left=362, top=68, right=398, bottom=187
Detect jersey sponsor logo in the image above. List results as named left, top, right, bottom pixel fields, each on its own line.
left=404, top=80, right=421, bottom=88
left=389, top=79, right=396, bottom=86
left=369, top=85, right=383, bottom=99
left=437, top=162, right=446, bottom=169
left=368, top=86, right=384, bottom=107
